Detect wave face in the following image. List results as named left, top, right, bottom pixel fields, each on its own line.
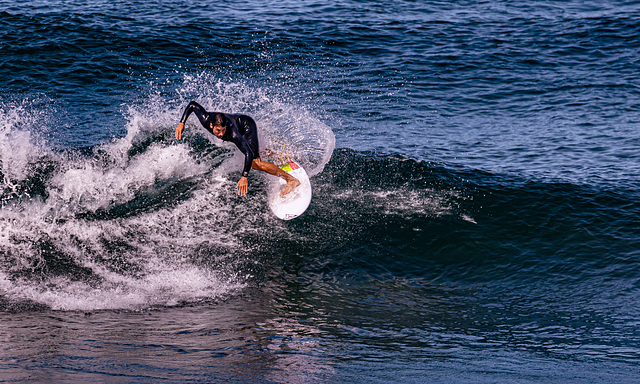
left=2, top=122, right=639, bottom=367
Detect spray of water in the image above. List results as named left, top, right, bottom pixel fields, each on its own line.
left=0, top=74, right=335, bottom=311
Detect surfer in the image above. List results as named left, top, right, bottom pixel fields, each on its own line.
left=175, top=101, right=300, bottom=196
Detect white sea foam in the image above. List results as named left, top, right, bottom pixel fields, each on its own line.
left=0, top=106, right=219, bottom=309
left=369, top=189, right=455, bottom=217
left=0, top=100, right=52, bottom=197
left=0, top=76, right=335, bottom=311
left=49, top=144, right=204, bottom=214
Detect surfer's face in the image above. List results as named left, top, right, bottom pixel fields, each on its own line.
left=211, top=124, right=226, bottom=139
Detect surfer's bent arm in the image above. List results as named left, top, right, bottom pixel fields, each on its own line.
left=232, top=131, right=257, bottom=178
left=176, top=101, right=210, bottom=140
left=232, top=134, right=256, bottom=196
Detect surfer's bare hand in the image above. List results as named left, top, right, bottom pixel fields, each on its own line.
left=237, top=177, right=248, bottom=196
left=175, top=122, right=185, bottom=140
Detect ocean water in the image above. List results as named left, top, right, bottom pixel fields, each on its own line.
left=1, top=0, right=639, bottom=382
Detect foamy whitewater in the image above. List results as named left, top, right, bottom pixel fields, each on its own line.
left=0, top=76, right=334, bottom=311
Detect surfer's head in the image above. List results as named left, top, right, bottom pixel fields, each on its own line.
left=210, top=113, right=227, bottom=139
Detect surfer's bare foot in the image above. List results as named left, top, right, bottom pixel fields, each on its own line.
left=280, top=177, right=300, bottom=196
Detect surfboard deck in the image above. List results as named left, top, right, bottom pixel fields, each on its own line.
left=268, top=159, right=312, bottom=220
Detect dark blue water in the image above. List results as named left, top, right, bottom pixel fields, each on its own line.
left=1, top=1, right=640, bottom=382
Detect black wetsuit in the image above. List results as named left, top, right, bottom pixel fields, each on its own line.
left=179, top=101, right=259, bottom=177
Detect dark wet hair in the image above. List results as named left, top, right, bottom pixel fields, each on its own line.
left=211, top=113, right=226, bottom=127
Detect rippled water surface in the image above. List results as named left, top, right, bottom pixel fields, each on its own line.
left=1, top=0, right=639, bottom=382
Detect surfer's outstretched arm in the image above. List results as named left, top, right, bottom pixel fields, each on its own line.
left=175, top=101, right=211, bottom=140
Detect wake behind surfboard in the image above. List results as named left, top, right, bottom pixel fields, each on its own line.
left=267, top=158, right=312, bottom=220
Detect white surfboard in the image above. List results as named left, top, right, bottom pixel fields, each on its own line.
left=268, top=159, right=312, bottom=220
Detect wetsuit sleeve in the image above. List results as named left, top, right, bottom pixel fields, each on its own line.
left=231, top=131, right=256, bottom=177
left=179, top=101, right=211, bottom=130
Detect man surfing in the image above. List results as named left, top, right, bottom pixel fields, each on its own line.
left=175, top=101, right=300, bottom=196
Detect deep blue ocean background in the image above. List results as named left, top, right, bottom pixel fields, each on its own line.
left=1, top=1, right=639, bottom=382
